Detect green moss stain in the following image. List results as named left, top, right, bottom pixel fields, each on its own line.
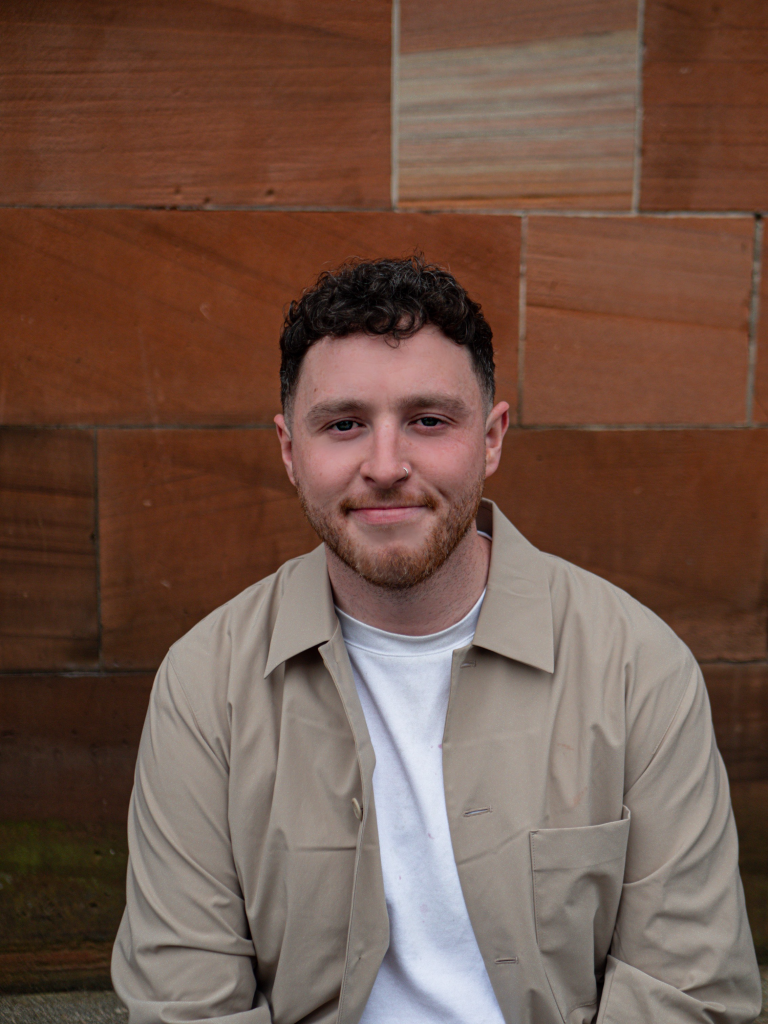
left=2, top=784, right=766, bottom=989
left=0, top=822, right=128, bottom=954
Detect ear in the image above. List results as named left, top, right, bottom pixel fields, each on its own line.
left=274, top=414, right=297, bottom=487
left=484, top=401, right=510, bottom=480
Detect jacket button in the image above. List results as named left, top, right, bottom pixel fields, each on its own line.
left=351, top=798, right=363, bottom=821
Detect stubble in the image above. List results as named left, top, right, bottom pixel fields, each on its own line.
left=295, top=469, right=486, bottom=591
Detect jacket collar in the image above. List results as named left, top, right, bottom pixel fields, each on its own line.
left=472, top=499, right=555, bottom=673
left=264, top=543, right=339, bottom=677
left=264, top=498, right=554, bottom=677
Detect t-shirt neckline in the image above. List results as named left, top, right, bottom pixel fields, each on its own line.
left=336, top=588, right=486, bottom=657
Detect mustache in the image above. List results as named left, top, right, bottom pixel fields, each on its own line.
left=340, top=492, right=439, bottom=513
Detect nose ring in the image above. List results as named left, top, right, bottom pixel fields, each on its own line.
left=402, top=466, right=410, bottom=479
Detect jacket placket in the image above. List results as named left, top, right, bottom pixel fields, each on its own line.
left=318, top=630, right=390, bottom=1024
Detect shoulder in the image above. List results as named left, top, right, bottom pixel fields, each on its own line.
left=171, top=550, right=310, bottom=665
left=538, top=550, right=700, bottom=777
left=161, top=549, right=318, bottom=722
left=541, top=549, right=692, bottom=672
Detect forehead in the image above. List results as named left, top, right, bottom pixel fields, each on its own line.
left=295, top=326, right=482, bottom=408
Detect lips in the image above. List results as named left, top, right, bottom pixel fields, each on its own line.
left=346, top=505, right=428, bottom=526
left=344, top=503, right=424, bottom=512
left=341, top=493, right=439, bottom=514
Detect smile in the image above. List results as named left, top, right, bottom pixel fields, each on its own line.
left=347, top=506, right=427, bottom=526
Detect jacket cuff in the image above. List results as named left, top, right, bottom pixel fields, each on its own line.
left=118, top=996, right=273, bottom=1024
left=596, top=955, right=759, bottom=1024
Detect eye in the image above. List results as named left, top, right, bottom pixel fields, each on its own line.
left=330, top=419, right=358, bottom=432
left=416, top=416, right=444, bottom=427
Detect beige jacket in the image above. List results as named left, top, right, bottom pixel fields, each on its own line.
left=112, top=500, right=761, bottom=1024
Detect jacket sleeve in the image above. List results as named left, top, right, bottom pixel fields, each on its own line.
left=597, top=654, right=762, bottom=1024
left=111, top=653, right=271, bottom=1023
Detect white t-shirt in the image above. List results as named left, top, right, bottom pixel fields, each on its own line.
left=337, top=592, right=506, bottom=1024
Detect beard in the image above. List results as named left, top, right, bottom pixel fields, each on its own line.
left=295, top=469, right=485, bottom=591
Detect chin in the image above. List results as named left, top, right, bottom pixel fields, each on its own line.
left=336, top=534, right=455, bottom=591
left=345, top=535, right=424, bottom=565
left=350, top=522, right=429, bottom=545
left=296, top=474, right=484, bottom=591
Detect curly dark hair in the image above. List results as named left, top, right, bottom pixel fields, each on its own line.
left=279, top=254, right=495, bottom=416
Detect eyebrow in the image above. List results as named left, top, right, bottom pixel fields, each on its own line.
left=304, top=393, right=471, bottom=426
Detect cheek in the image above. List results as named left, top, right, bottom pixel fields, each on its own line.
left=293, top=441, right=358, bottom=499
left=412, top=436, right=486, bottom=486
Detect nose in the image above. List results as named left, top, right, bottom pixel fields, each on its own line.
left=359, top=422, right=409, bottom=490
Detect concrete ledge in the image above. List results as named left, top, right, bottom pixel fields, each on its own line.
left=0, top=990, right=126, bottom=1022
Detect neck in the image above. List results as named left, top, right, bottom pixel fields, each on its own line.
left=327, top=526, right=491, bottom=635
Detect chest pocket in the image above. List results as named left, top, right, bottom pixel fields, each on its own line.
left=530, top=807, right=630, bottom=1024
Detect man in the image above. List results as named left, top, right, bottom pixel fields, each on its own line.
left=112, top=256, right=761, bottom=1024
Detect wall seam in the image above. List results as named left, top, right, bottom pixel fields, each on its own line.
left=0, top=661, right=767, bottom=677
left=4, top=422, right=768, bottom=433
left=631, top=0, right=647, bottom=214
left=517, top=216, right=528, bottom=426
left=0, top=669, right=156, bottom=678
left=697, top=660, right=768, bottom=668
left=0, top=206, right=758, bottom=217
left=0, top=423, right=278, bottom=431
left=93, top=430, right=103, bottom=673
left=390, top=0, right=401, bottom=211
left=746, top=215, right=764, bottom=425
left=507, top=423, right=768, bottom=431
left=0, top=203, right=395, bottom=213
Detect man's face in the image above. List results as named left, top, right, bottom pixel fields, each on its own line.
left=275, top=326, right=509, bottom=589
